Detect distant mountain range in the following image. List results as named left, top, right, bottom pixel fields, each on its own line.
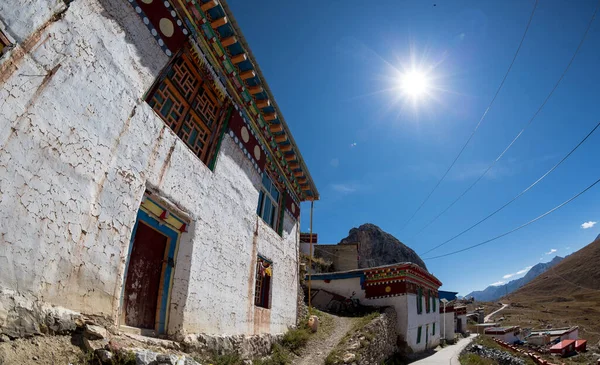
left=465, top=256, right=564, bottom=302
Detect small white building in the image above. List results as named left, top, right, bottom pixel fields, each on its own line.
left=530, top=327, right=579, bottom=342
left=309, top=263, right=442, bottom=353
left=439, top=303, right=468, bottom=341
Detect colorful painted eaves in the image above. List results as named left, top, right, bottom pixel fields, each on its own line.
left=151, top=0, right=319, bottom=202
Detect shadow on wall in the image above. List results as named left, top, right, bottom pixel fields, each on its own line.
left=96, top=0, right=167, bottom=78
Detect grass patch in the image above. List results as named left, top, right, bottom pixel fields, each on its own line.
left=459, top=353, right=496, bottom=365
left=281, top=327, right=311, bottom=355
left=324, top=311, right=382, bottom=365
left=253, top=344, right=290, bottom=365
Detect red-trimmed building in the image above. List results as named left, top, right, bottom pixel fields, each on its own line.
left=309, top=263, right=442, bottom=353
left=550, top=339, right=576, bottom=356
left=484, top=326, right=521, bottom=343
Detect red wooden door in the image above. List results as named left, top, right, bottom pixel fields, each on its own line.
left=124, top=222, right=168, bottom=329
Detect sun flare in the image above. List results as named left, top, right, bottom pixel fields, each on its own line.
left=400, top=70, right=430, bottom=98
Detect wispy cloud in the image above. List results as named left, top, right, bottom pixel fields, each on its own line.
left=330, top=158, right=339, bottom=168
left=581, top=221, right=597, bottom=229
left=350, top=142, right=357, bottom=148
left=331, top=183, right=359, bottom=194
left=565, top=246, right=571, bottom=250
left=502, top=266, right=532, bottom=279
left=490, top=281, right=505, bottom=287
left=545, top=248, right=557, bottom=255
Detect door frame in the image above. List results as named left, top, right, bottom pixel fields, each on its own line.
left=120, top=204, right=182, bottom=335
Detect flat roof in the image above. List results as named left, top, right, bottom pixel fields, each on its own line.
left=550, top=340, right=575, bottom=350
left=531, top=326, right=578, bottom=336
left=485, top=326, right=519, bottom=334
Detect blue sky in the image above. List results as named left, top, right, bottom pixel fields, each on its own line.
left=228, top=0, right=600, bottom=295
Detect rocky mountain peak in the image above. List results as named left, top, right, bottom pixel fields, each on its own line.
left=339, top=223, right=427, bottom=271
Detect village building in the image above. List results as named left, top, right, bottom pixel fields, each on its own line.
left=529, top=327, right=579, bottom=342
left=484, top=326, right=521, bottom=343
left=439, top=301, right=468, bottom=341
left=550, top=340, right=576, bottom=357
left=299, top=232, right=318, bottom=256
left=313, top=243, right=359, bottom=272
left=309, top=263, right=442, bottom=352
left=0, top=0, right=318, bottom=342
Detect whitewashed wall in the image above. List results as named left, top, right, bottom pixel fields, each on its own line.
left=440, top=312, right=454, bottom=340
left=0, top=0, right=300, bottom=337
left=405, top=293, right=440, bottom=352
left=310, top=277, right=440, bottom=352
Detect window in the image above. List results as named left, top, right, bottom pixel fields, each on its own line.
left=257, top=174, right=281, bottom=230
left=254, top=256, right=272, bottom=309
left=417, top=326, right=422, bottom=344
left=433, top=323, right=436, bottom=335
left=417, top=287, right=423, bottom=314
left=147, top=47, right=225, bottom=166
left=433, top=293, right=436, bottom=312
left=426, top=290, right=430, bottom=313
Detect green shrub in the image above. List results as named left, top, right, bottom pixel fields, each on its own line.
left=253, top=344, right=290, bottom=365
left=208, top=352, right=243, bottom=365
left=281, top=327, right=310, bottom=354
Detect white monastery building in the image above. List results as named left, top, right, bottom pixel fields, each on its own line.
left=309, top=263, right=442, bottom=353
left=0, top=0, right=318, bottom=340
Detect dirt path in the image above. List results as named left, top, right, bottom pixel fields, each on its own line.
left=293, top=314, right=354, bottom=365
left=485, top=303, right=509, bottom=323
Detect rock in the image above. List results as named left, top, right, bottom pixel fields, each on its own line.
left=95, top=349, right=113, bottom=363
left=85, top=324, right=108, bottom=339
left=342, top=352, right=356, bottom=363
left=132, top=349, right=158, bottom=365
left=347, top=341, right=360, bottom=350
left=32, top=355, right=39, bottom=360
left=0, top=334, right=10, bottom=342
left=83, top=337, right=108, bottom=352
left=307, top=315, right=319, bottom=332
left=339, top=223, right=427, bottom=270
left=156, top=353, right=178, bottom=364
left=106, top=339, right=121, bottom=353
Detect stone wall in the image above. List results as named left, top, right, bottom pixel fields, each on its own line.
left=328, top=308, right=398, bottom=365
left=0, top=0, right=300, bottom=339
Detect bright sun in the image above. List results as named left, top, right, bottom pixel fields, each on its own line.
left=400, top=70, right=429, bottom=98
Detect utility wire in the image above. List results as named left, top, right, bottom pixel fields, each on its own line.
left=420, top=119, right=600, bottom=256
left=422, top=176, right=600, bottom=260
left=412, top=0, right=600, bottom=240
left=398, top=0, right=539, bottom=231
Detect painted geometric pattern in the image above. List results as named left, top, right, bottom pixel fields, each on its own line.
left=181, top=0, right=306, bottom=202
left=365, top=279, right=437, bottom=300
left=365, top=266, right=441, bottom=287
left=285, top=191, right=300, bottom=220
left=148, top=51, right=223, bottom=164
left=128, top=0, right=189, bottom=56
left=228, top=107, right=266, bottom=173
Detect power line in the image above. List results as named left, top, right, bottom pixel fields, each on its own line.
left=398, top=0, right=539, bottom=231
left=420, top=119, right=600, bottom=256
left=422, top=176, right=600, bottom=260
left=411, top=0, right=600, bottom=240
